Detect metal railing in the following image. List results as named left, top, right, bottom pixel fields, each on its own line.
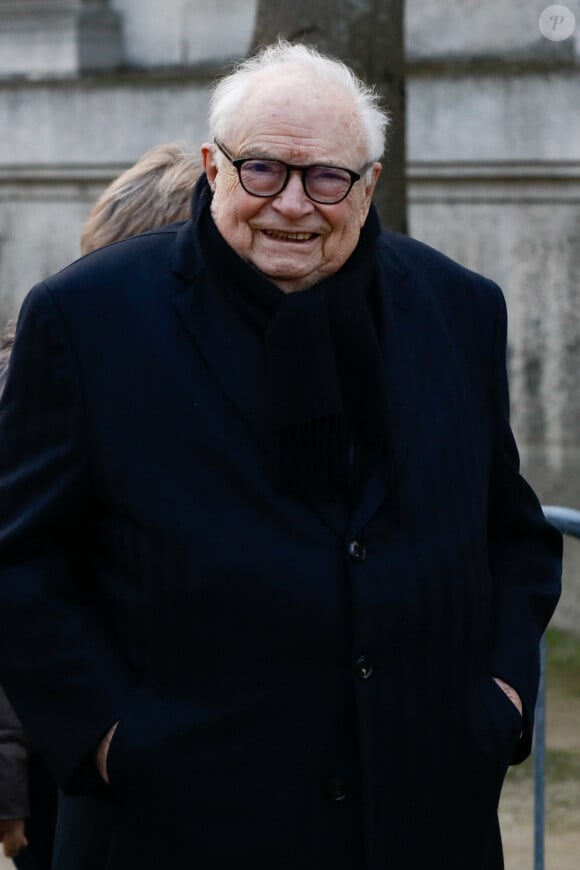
left=533, top=506, right=580, bottom=870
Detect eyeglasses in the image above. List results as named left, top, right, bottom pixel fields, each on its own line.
left=214, top=139, right=370, bottom=205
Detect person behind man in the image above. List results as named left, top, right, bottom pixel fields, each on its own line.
left=0, top=686, right=28, bottom=863
left=80, top=142, right=201, bottom=254
left=0, top=41, right=562, bottom=870
left=0, top=675, right=55, bottom=870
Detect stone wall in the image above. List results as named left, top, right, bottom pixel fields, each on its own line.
left=109, top=0, right=256, bottom=67
left=0, top=70, right=212, bottom=318
left=0, top=0, right=256, bottom=318
left=0, top=0, right=578, bottom=627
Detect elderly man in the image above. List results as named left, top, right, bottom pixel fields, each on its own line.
left=0, top=41, right=561, bottom=870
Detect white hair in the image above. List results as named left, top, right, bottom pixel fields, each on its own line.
left=208, top=41, right=389, bottom=164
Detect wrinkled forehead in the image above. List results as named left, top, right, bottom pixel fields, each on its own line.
left=227, top=68, right=369, bottom=165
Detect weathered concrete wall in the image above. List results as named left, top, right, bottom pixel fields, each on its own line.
left=0, top=0, right=123, bottom=75
left=0, top=72, right=211, bottom=318
left=109, top=0, right=257, bottom=67
left=407, top=0, right=580, bottom=57
left=0, top=0, right=257, bottom=312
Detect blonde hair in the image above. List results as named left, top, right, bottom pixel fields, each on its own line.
left=0, top=319, right=16, bottom=394
left=81, top=143, right=202, bottom=254
left=209, top=40, right=389, bottom=163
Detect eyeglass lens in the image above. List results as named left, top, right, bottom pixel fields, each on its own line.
left=239, top=159, right=353, bottom=203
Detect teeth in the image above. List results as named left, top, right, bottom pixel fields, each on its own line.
left=265, top=230, right=314, bottom=241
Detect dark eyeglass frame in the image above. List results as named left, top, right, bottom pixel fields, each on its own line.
left=214, top=139, right=370, bottom=205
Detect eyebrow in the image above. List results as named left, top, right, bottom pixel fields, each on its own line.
left=239, top=149, right=351, bottom=169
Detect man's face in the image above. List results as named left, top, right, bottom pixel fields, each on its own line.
left=202, top=72, right=381, bottom=293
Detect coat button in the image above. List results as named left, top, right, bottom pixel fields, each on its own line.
left=325, top=777, right=349, bottom=801
left=354, top=655, right=373, bottom=680
left=348, top=539, right=366, bottom=561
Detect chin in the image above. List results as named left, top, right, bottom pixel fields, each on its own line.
left=274, top=278, right=318, bottom=294
left=252, top=263, right=313, bottom=292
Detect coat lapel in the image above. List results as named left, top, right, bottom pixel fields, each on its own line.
left=172, top=222, right=272, bottom=452
left=349, top=240, right=433, bottom=534
left=379, top=240, right=434, bottom=475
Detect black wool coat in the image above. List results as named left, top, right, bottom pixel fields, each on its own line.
left=0, top=217, right=562, bottom=870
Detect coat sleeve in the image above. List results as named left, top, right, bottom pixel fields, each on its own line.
left=0, top=283, right=136, bottom=793
left=486, top=285, right=562, bottom=763
left=0, top=683, right=29, bottom=819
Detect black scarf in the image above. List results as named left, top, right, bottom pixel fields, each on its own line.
left=193, top=174, right=395, bottom=502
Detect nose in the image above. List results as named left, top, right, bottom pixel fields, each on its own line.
left=272, top=170, right=314, bottom=217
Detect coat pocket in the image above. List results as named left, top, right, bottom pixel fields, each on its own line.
left=106, top=681, right=169, bottom=795
left=464, top=676, right=523, bottom=817
left=470, top=678, right=522, bottom=759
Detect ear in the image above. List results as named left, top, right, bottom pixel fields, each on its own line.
left=201, top=142, right=218, bottom=189
left=359, top=162, right=382, bottom=224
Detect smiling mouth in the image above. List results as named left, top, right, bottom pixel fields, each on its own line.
left=263, top=230, right=318, bottom=242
